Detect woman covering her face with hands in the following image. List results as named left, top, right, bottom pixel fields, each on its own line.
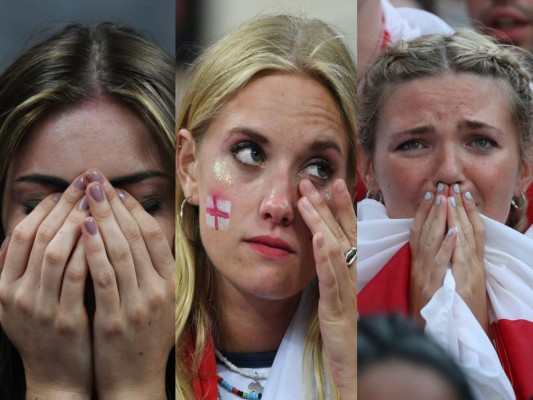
left=357, top=31, right=533, bottom=399
left=0, top=23, right=175, bottom=399
left=176, top=14, right=357, bottom=400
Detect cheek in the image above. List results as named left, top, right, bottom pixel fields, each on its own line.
left=205, top=192, right=232, bottom=231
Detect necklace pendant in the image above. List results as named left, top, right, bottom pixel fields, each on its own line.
left=248, top=381, right=264, bottom=394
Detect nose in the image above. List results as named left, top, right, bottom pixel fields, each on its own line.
left=433, top=143, right=465, bottom=187
left=259, top=170, right=296, bottom=226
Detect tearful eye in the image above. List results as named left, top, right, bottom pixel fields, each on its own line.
left=305, top=159, right=334, bottom=181
left=22, top=199, right=44, bottom=215
left=472, top=137, right=495, bottom=150
left=399, top=140, right=423, bottom=150
left=231, top=141, right=264, bottom=166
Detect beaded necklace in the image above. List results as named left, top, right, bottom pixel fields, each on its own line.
left=215, top=348, right=269, bottom=395
left=217, top=375, right=262, bottom=399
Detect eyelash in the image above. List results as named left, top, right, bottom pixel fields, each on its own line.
left=398, top=140, right=424, bottom=151
left=230, top=140, right=335, bottom=181
left=23, top=199, right=43, bottom=215
left=140, top=196, right=163, bottom=215
left=471, top=137, right=496, bottom=150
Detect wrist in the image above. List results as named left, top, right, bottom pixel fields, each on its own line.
left=26, top=386, right=91, bottom=400
left=97, top=380, right=167, bottom=400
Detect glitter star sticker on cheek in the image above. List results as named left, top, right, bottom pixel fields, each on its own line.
left=206, top=194, right=232, bottom=230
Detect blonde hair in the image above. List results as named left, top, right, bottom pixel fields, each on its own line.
left=176, top=14, right=356, bottom=400
left=0, top=22, right=175, bottom=399
left=359, top=30, right=533, bottom=231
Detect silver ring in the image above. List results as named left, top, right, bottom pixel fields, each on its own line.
left=344, top=247, right=357, bottom=266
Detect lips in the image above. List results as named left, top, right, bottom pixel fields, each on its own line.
left=244, top=235, right=295, bottom=258
left=484, top=7, right=530, bottom=43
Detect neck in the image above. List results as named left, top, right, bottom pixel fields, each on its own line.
left=357, top=0, right=383, bottom=83
left=215, top=281, right=301, bottom=353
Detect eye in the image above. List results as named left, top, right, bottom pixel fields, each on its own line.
left=231, top=141, right=264, bottom=166
left=305, top=158, right=334, bottom=181
left=139, top=196, right=163, bottom=216
left=472, top=137, right=496, bottom=150
left=398, top=140, right=424, bottom=150
left=22, top=199, right=43, bottom=215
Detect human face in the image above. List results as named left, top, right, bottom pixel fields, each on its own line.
left=2, top=98, right=174, bottom=244
left=364, top=73, right=526, bottom=222
left=465, top=0, right=533, bottom=51
left=184, top=73, right=348, bottom=301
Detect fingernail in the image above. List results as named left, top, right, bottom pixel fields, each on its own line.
left=0, top=237, right=9, bottom=252
left=436, top=196, right=441, bottom=206
left=453, top=184, right=460, bottom=195
left=424, top=192, right=432, bottom=201
left=77, top=195, right=89, bottom=210
left=115, top=188, right=126, bottom=201
left=301, top=197, right=314, bottom=213
left=52, top=192, right=62, bottom=202
left=465, top=192, right=473, bottom=201
left=75, top=175, right=86, bottom=190
left=450, top=197, right=457, bottom=208
left=455, top=226, right=460, bottom=233
left=437, top=183, right=445, bottom=192
left=84, top=218, right=97, bottom=235
left=446, top=228, right=453, bottom=237
left=317, top=234, right=325, bottom=249
left=86, top=171, right=104, bottom=183
left=90, top=183, right=105, bottom=202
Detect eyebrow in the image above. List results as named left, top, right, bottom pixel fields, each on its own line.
left=457, top=120, right=504, bottom=136
left=391, top=125, right=436, bottom=137
left=15, top=170, right=168, bottom=189
left=229, top=127, right=343, bottom=154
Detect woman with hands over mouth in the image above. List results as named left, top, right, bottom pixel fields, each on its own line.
left=0, top=23, right=175, bottom=399
left=357, top=31, right=533, bottom=400
left=176, top=15, right=357, bottom=400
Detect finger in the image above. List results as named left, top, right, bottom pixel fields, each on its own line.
left=430, top=226, right=457, bottom=288
left=420, top=194, right=448, bottom=257
left=39, top=196, right=90, bottom=306
left=119, top=191, right=174, bottom=281
left=463, top=191, right=485, bottom=259
left=449, top=184, right=476, bottom=252
left=409, top=190, right=435, bottom=251
left=60, top=239, right=89, bottom=314
left=0, top=237, right=10, bottom=278
left=1, top=193, right=61, bottom=284
left=86, top=180, right=138, bottom=298
left=26, top=175, right=86, bottom=283
left=82, top=217, right=120, bottom=315
left=299, top=179, right=352, bottom=252
left=332, top=179, right=356, bottom=244
left=314, top=233, right=342, bottom=318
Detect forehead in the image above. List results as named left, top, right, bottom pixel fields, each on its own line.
left=378, top=73, right=515, bottom=132
left=11, top=98, right=166, bottom=181
left=204, top=73, right=348, bottom=151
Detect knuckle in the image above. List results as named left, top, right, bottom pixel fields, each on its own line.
left=61, top=189, right=80, bottom=207
left=43, top=248, right=65, bottom=267
left=111, top=244, right=132, bottom=264
left=64, top=265, right=85, bottom=285
left=331, top=223, right=345, bottom=241
left=36, top=224, right=56, bottom=245
left=126, top=306, right=147, bottom=326
left=121, top=223, right=142, bottom=243
left=56, top=314, right=78, bottom=334
left=11, top=223, right=33, bottom=243
left=93, top=206, right=113, bottom=220
left=14, top=294, right=33, bottom=315
left=147, top=287, right=167, bottom=310
left=35, top=305, right=55, bottom=325
left=143, top=224, right=164, bottom=242
left=103, top=317, right=125, bottom=336
left=94, top=270, right=116, bottom=289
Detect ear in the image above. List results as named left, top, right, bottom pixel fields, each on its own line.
left=517, top=154, right=533, bottom=194
left=356, top=144, right=378, bottom=193
left=177, top=128, right=200, bottom=205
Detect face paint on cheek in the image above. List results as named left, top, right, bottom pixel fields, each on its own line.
left=214, top=157, right=232, bottom=185
left=206, top=194, right=232, bottom=230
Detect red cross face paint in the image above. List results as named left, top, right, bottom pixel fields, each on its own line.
left=206, top=194, right=231, bottom=230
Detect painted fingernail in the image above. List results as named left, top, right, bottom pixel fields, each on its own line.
left=424, top=192, right=432, bottom=201
left=75, top=175, right=86, bottom=190
left=77, top=195, right=89, bottom=210
left=0, top=237, right=9, bottom=252
left=446, top=228, right=454, bottom=237
left=52, top=192, right=62, bottom=202
left=115, top=188, right=126, bottom=201
left=86, top=171, right=104, bottom=183
left=301, top=197, right=314, bottom=213
left=324, top=190, right=333, bottom=201
left=84, top=218, right=97, bottom=235
left=450, top=197, right=457, bottom=208
left=437, top=183, right=445, bottom=192
left=436, top=196, right=441, bottom=206
left=453, top=184, right=460, bottom=195
left=465, top=192, right=473, bottom=201
left=90, top=183, right=105, bottom=202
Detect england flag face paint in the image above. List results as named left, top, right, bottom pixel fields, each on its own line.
left=206, top=195, right=231, bottom=230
